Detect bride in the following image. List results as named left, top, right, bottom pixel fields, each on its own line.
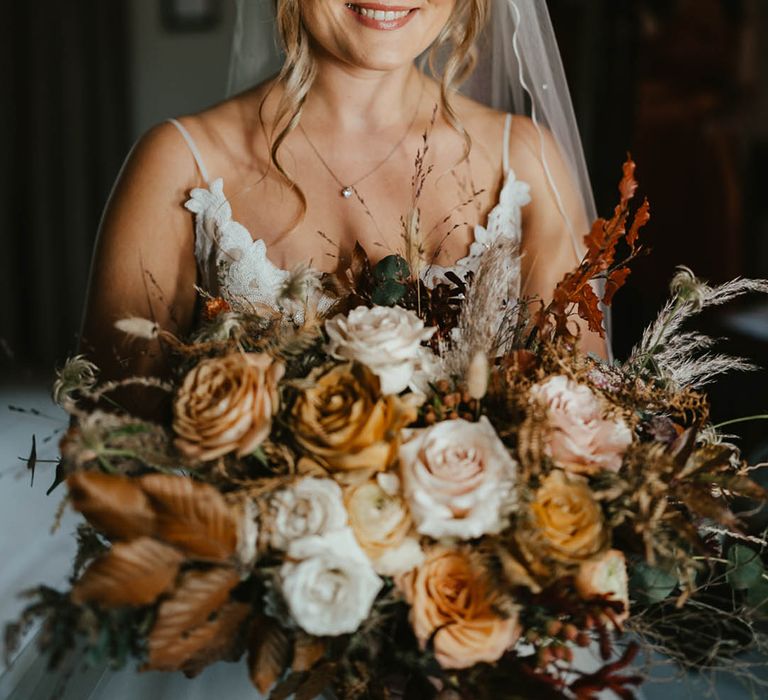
left=2, top=1, right=612, bottom=698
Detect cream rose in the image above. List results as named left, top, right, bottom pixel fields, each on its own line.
left=575, top=549, right=629, bottom=624
left=280, top=529, right=383, bottom=636
left=399, top=547, right=520, bottom=669
left=345, top=474, right=424, bottom=576
left=399, top=417, right=517, bottom=540
left=270, top=478, right=348, bottom=551
left=325, top=306, right=436, bottom=395
left=531, top=376, right=632, bottom=475
left=173, top=352, right=284, bottom=462
left=530, top=470, right=606, bottom=564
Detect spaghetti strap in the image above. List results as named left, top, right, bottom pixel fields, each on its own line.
left=502, top=113, right=512, bottom=175
left=167, top=118, right=211, bottom=184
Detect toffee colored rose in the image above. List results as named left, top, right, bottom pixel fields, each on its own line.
left=530, top=470, right=606, bottom=564
left=344, top=475, right=423, bottom=576
left=173, top=352, right=284, bottom=462
left=399, top=547, right=519, bottom=669
left=399, top=417, right=517, bottom=540
left=531, top=376, right=632, bottom=475
left=290, top=362, right=419, bottom=475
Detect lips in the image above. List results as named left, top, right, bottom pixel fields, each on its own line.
left=345, top=3, right=418, bottom=30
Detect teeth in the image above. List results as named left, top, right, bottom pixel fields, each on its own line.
left=348, top=5, right=411, bottom=21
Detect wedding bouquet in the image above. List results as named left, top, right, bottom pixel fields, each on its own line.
left=7, top=160, right=768, bottom=700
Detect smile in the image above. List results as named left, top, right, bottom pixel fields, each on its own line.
left=345, top=3, right=418, bottom=30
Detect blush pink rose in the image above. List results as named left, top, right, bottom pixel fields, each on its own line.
left=531, top=376, right=632, bottom=475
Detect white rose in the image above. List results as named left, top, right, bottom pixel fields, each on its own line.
left=574, top=549, right=629, bottom=625
left=399, top=417, right=517, bottom=540
left=344, top=475, right=424, bottom=577
left=531, top=376, right=632, bottom=475
left=325, top=306, right=436, bottom=395
left=280, top=529, right=383, bottom=636
left=270, top=478, right=347, bottom=550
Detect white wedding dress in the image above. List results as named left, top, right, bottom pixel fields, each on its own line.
left=0, top=116, right=642, bottom=699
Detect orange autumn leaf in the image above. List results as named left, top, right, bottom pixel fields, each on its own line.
left=577, top=283, right=604, bottom=336
left=603, top=268, right=632, bottom=306
left=68, top=471, right=156, bottom=541
left=139, top=474, right=239, bottom=562
left=292, top=633, right=327, bottom=673
left=248, top=616, right=290, bottom=694
left=71, top=537, right=183, bottom=607
left=147, top=566, right=245, bottom=671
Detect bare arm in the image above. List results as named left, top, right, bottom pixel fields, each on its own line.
left=510, top=117, right=609, bottom=359
left=78, top=122, right=201, bottom=409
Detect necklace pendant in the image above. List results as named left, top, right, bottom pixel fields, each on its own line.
left=341, top=186, right=353, bottom=199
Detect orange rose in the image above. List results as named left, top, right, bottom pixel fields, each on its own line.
left=173, top=352, right=284, bottom=462
left=290, top=363, right=419, bottom=475
left=530, top=470, right=606, bottom=564
left=399, top=547, right=519, bottom=669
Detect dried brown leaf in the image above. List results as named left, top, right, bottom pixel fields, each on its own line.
left=292, top=633, right=326, bottom=672
left=71, top=537, right=182, bottom=607
left=147, top=566, right=244, bottom=671
left=295, top=662, right=337, bottom=700
left=604, top=268, right=632, bottom=306
left=140, top=474, right=238, bottom=561
left=68, top=471, right=155, bottom=541
left=248, top=616, right=290, bottom=694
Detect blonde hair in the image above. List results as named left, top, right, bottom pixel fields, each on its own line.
left=262, top=0, right=490, bottom=217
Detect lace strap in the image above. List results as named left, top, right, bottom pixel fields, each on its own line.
left=502, top=113, right=512, bottom=175
left=167, top=118, right=211, bottom=184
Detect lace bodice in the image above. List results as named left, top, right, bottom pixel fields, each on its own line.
left=170, top=117, right=531, bottom=320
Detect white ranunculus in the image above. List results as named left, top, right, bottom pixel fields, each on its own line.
left=575, top=549, right=630, bottom=625
left=531, top=376, right=632, bottom=475
left=270, top=477, right=348, bottom=550
left=280, top=529, right=383, bottom=636
left=399, top=417, right=517, bottom=540
left=325, top=306, right=436, bottom=395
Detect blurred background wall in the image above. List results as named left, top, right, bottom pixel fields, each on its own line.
left=2, top=0, right=767, bottom=450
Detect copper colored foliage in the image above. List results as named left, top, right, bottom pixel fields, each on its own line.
left=68, top=471, right=239, bottom=562
left=248, top=615, right=291, bottom=694
left=536, top=158, right=649, bottom=340
left=146, top=567, right=247, bottom=673
left=71, top=537, right=183, bottom=607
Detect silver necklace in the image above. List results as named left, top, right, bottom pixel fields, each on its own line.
left=298, top=80, right=424, bottom=200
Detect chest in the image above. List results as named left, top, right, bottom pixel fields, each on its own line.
left=221, top=129, right=505, bottom=274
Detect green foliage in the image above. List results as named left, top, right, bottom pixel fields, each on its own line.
left=371, top=255, right=409, bottom=306
left=726, top=545, right=766, bottom=593
left=629, top=562, right=679, bottom=605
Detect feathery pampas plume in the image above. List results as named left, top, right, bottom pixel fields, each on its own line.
left=442, top=237, right=521, bottom=377
left=626, top=267, right=768, bottom=388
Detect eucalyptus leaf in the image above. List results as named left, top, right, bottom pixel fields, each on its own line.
left=629, top=562, right=678, bottom=605
left=726, top=545, right=765, bottom=590
left=373, top=255, right=410, bottom=284
left=372, top=279, right=407, bottom=306
left=746, top=578, right=768, bottom=614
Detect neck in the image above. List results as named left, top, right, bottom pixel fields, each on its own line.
left=301, top=54, right=423, bottom=134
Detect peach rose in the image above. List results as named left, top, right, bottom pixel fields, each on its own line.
left=530, top=471, right=606, bottom=564
left=173, top=352, right=284, bottom=462
left=531, top=376, right=632, bottom=475
left=344, top=475, right=423, bottom=576
left=399, top=547, right=519, bottom=669
left=575, top=549, right=629, bottom=625
left=290, top=362, right=419, bottom=475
